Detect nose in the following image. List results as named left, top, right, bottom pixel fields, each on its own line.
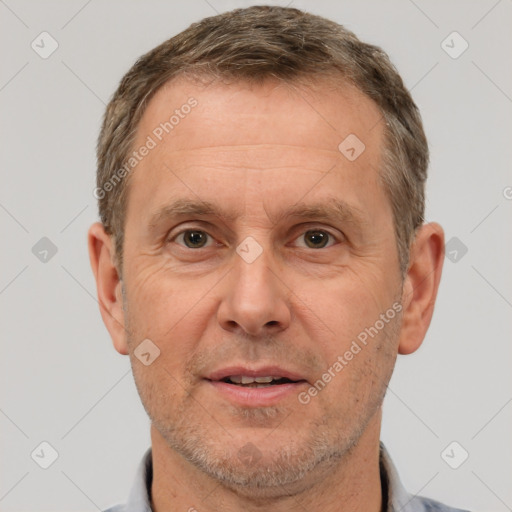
left=216, top=245, right=291, bottom=337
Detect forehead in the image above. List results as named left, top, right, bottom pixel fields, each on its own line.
left=127, top=76, right=388, bottom=224
left=134, top=75, right=384, bottom=155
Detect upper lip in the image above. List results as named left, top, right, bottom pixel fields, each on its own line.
left=206, top=365, right=308, bottom=383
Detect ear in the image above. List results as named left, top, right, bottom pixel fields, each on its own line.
left=88, top=222, right=129, bottom=355
left=398, top=222, right=445, bottom=355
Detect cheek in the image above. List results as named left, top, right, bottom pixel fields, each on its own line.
left=296, top=270, right=400, bottom=396
left=131, top=360, right=189, bottom=427
left=124, top=261, right=218, bottom=370
left=297, top=271, right=391, bottom=343
left=318, top=319, right=399, bottom=414
left=127, top=258, right=198, bottom=320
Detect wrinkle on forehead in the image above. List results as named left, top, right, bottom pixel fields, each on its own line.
left=154, top=144, right=343, bottom=172
left=133, top=77, right=385, bottom=156
left=126, top=76, right=389, bottom=238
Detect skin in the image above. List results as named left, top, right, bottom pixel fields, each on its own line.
left=89, top=76, right=444, bottom=512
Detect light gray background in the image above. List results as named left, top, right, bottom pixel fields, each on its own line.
left=1, top=0, right=511, bottom=511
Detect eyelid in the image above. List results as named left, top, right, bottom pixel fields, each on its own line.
left=167, top=227, right=216, bottom=247
left=290, top=226, right=342, bottom=248
left=167, top=224, right=344, bottom=248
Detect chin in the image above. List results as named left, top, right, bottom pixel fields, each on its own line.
left=167, top=425, right=346, bottom=497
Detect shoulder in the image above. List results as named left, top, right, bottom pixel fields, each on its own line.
left=380, top=443, right=471, bottom=512
left=102, top=505, right=125, bottom=512
left=406, top=494, right=471, bottom=512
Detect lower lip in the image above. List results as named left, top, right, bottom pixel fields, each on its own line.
left=207, top=380, right=307, bottom=407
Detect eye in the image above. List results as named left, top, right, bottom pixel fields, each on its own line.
left=172, top=229, right=213, bottom=249
left=294, top=229, right=338, bottom=249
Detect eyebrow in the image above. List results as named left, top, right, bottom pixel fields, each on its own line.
left=272, top=199, right=367, bottom=229
left=148, top=199, right=241, bottom=230
left=147, top=197, right=368, bottom=231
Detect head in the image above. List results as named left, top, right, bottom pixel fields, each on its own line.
left=89, top=5, right=444, bottom=498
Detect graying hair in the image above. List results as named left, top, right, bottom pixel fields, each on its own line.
left=96, top=5, right=428, bottom=275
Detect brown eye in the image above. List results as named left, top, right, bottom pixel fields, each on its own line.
left=303, top=230, right=331, bottom=249
left=178, top=230, right=210, bottom=248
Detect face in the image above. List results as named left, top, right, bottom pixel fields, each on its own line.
left=119, top=77, right=405, bottom=492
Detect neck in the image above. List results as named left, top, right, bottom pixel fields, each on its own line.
left=150, top=410, right=384, bottom=512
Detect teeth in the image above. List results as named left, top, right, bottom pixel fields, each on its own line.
left=254, top=376, right=274, bottom=383
left=229, top=375, right=280, bottom=384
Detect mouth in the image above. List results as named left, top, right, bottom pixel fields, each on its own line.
left=217, top=375, right=304, bottom=387
left=205, top=366, right=308, bottom=407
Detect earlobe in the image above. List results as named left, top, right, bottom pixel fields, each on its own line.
left=87, top=222, right=129, bottom=355
left=398, top=222, right=445, bottom=355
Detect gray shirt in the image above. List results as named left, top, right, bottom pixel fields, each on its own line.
left=103, top=443, right=470, bottom=512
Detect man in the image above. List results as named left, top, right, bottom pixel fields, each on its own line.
left=88, top=6, right=469, bottom=512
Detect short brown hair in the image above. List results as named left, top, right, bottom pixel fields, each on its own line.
left=96, top=5, right=428, bottom=275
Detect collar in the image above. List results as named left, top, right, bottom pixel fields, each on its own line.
left=119, top=442, right=464, bottom=512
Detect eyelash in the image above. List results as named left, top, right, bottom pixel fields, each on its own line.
left=168, top=227, right=341, bottom=249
